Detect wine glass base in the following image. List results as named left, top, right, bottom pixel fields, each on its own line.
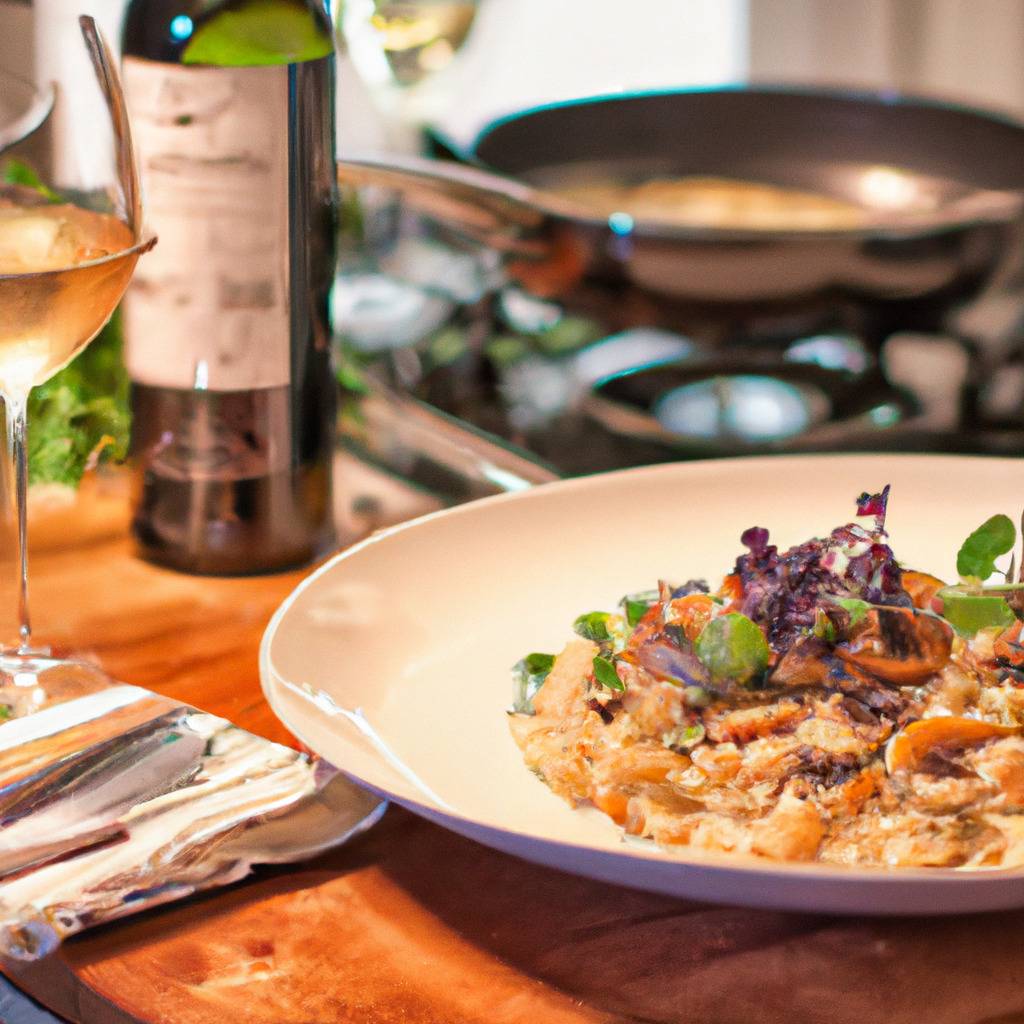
left=0, top=650, right=117, bottom=719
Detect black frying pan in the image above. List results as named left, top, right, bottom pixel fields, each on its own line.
left=339, top=86, right=1024, bottom=343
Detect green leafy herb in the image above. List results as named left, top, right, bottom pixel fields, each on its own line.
left=957, top=514, right=1016, bottom=583
left=511, top=652, right=556, bottom=714
left=833, top=597, right=871, bottom=627
left=936, top=588, right=1016, bottom=636
left=592, top=655, right=625, bottom=691
left=182, top=1, right=333, bottom=66
left=2, top=158, right=61, bottom=203
left=573, top=612, right=612, bottom=643
left=695, top=613, right=770, bottom=687
left=620, top=590, right=658, bottom=628
left=522, top=652, right=555, bottom=676
left=27, top=310, right=130, bottom=487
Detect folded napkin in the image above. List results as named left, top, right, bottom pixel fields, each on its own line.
left=0, top=660, right=383, bottom=961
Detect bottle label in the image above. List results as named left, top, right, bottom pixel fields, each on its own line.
left=121, top=57, right=291, bottom=392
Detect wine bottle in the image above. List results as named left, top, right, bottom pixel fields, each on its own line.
left=121, top=0, right=337, bottom=574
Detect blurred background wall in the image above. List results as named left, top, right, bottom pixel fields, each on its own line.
left=4, top=0, right=1024, bottom=146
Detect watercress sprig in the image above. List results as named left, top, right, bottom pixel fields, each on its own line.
left=957, top=514, right=1016, bottom=585
left=938, top=514, right=1022, bottom=634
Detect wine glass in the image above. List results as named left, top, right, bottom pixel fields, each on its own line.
left=0, top=18, right=154, bottom=688
left=335, top=0, right=482, bottom=141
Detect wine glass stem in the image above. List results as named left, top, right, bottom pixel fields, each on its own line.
left=4, top=394, right=31, bottom=652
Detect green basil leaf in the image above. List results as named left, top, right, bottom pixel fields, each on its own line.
left=511, top=652, right=556, bottom=714
left=695, top=613, right=770, bottom=687
left=573, top=612, right=612, bottom=642
left=936, top=588, right=1016, bottom=636
left=592, top=655, right=625, bottom=691
left=957, top=514, right=1016, bottom=582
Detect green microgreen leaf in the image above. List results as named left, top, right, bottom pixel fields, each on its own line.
left=511, top=652, right=556, bottom=714
left=957, top=514, right=1016, bottom=583
left=522, top=652, right=555, bottom=676
left=620, top=590, right=658, bottom=628
left=573, top=612, right=612, bottom=643
left=592, top=655, right=625, bottom=691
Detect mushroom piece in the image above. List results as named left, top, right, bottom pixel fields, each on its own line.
left=885, top=716, right=1019, bottom=775
left=836, top=607, right=952, bottom=686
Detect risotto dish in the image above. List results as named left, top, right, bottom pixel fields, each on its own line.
left=509, top=488, right=1024, bottom=868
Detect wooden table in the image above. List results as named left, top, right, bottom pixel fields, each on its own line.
left=7, top=465, right=1024, bottom=1024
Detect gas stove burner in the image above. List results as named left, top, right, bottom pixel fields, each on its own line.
left=654, top=376, right=825, bottom=443
left=583, top=355, right=916, bottom=457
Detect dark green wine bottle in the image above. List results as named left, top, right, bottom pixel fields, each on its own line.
left=121, top=1, right=338, bottom=575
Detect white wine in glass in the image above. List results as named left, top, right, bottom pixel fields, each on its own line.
left=336, top=0, right=480, bottom=132
left=0, top=20, right=153, bottom=685
left=0, top=191, right=139, bottom=396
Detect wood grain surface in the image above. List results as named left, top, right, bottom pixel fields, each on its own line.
left=6, top=462, right=1024, bottom=1024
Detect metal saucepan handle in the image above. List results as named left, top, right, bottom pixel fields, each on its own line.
left=338, top=153, right=583, bottom=254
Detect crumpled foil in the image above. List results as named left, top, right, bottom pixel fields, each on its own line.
left=0, top=659, right=384, bottom=961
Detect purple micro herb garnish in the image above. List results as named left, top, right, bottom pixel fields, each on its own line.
left=855, top=484, right=891, bottom=532
left=732, top=486, right=909, bottom=652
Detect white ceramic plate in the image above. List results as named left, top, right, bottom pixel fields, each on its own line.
left=261, top=454, right=1024, bottom=915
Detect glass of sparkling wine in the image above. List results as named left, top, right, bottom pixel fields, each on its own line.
left=1, top=19, right=154, bottom=684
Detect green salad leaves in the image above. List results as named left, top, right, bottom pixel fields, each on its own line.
left=26, top=311, right=130, bottom=487
left=2, top=158, right=131, bottom=489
